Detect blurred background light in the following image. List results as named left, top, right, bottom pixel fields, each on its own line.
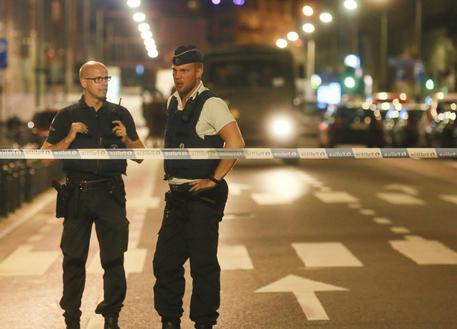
left=302, top=5, right=314, bottom=16
left=287, top=31, right=299, bottom=42
left=126, top=0, right=141, bottom=8
left=319, top=12, right=333, bottom=23
left=132, top=12, right=146, bottom=23
left=302, top=23, right=315, bottom=34
left=276, top=38, right=288, bottom=49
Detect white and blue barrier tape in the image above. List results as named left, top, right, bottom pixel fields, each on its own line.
left=0, top=148, right=456, bottom=160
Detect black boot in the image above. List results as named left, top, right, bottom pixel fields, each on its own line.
left=195, top=324, right=213, bottom=329
left=65, top=319, right=80, bottom=329
left=162, top=321, right=181, bottom=329
left=104, top=314, right=120, bottom=329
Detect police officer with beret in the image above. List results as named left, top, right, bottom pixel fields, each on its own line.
left=152, top=46, right=245, bottom=329
left=41, top=61, right=144, bottom=329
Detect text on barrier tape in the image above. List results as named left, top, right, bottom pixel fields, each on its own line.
left=0, top=148, right=456, bottom=160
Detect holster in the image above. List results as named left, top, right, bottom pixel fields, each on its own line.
left=52, top=180, right=72, bottom=218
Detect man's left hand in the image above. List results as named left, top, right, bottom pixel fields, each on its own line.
left=189, top=179, right=216, bottom=192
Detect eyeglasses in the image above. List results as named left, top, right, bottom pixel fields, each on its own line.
left=84, top=76, right=112, bottom=84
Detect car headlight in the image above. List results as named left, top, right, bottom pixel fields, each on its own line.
left=270, top=117, right=294, bottom=138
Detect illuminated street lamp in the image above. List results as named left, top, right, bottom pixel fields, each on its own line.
left=319, top=12, right=333, bottom=24
left=302, top=5, right=314, bottom=17
left=137, top=23, right=150, bottom=32
left=287, top=31, right=299, bottom=42
left=141, top=30, right=153, bottom=39
left=132, top=12, right=145, bottom=23
left=344, top=0, right=358, bottom=11
left=126, top=0, right=141, bottom=8
left=276, top=38, right=288, bottom=49
left=302, top=23, right=315, bottom=34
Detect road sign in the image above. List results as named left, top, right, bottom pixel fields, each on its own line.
left=0, top=39, right=7, bottom=69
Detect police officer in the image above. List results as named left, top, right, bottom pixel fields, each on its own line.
left=41, top=61, right=144, bottom=329
left=153, top=46, right=245, bottom=329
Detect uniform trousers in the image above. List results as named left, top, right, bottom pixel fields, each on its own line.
left=153, top=183, right=227, bottom=325
left=59, top=181, right=129, bottom=321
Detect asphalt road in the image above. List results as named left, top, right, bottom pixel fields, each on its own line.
left=0, top=157, right=456, bottom=329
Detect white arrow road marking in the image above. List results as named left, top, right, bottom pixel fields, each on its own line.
left=0, top=245, right=60, bottom=276
left=218, top=245, right=254, bottom=270
left=313, top=191, right=359, bottom=203
left=440, top=194, right=457, bottom=205
left=255, top=275, right=348, bottom=321
left=377, top=192, right=425, bottom=205
left=389, top=235, right=457, bottom=265
left=292, top=242, right=363, bottom=268
left=384, top=184, right=418, bottom=195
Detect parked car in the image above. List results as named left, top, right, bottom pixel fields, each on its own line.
left=383, top=103, right=429, bottom=147
left=319, top=103, right=384, bottom=147
left=27, top=109, right=58, bottom=145
left=428, top=92, right=457, bottom=147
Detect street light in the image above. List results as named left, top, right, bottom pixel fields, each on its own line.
left=344, top=0, right=358, bottom=11
left=276, top=38, right=288, bottom=49
left=287, top=32, right=299, bottom=42
left=302, top=23, right=315, bottom=34
left=302, top=5, right=314, bottom=17
left=132, top=12, right=145, bottom=23
left=319, top=12, right=333, bottom=24
left=126, top=0, right=141, bottom=8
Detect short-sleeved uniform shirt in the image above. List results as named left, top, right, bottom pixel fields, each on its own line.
left=166, top=81, right=235, bottom=184
left=47, top=96, right=139, bottom=179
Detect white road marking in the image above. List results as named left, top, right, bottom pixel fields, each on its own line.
left=384, top=184, right=418, bottom=195
left=348, top=204, right=362, bottom=209
left=313, top=191, right=359, bottom=203
left=0, top=245, right=60, bottom=276
left=377, top=193, right=425, bottom=205
left=218, top=245, right=254, bottom=270
left=255, top=275, right=348, bottom=321
left=373, top=217, right=392, bottom=225
left=360, top=209, right=375, bottom=216
left=389, top=235, right=457, bottom=265
left=292, top=242, right=363, bottom=268
left=27, top=234, right=43, bottom=243
left=390, top=227, right=411, bottom=234
left=440, top=194, right=457, bottom=205
left=228, top=183, right=251, bottom=196
left=126, top=197, right=160, bottom=209
left=251, top=193, right=295, bottom=205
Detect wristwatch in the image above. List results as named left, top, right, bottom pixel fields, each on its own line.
left=209, top=176, right=221, bottom=184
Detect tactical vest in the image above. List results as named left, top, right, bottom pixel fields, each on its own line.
left=164, top=90, right=224, bottom=179
left=63, top=102, right=127, bottom=177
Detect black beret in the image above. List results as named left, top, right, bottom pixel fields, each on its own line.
left=172, top=45, right=203, bottom=65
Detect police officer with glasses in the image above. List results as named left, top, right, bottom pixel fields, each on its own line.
left=41, top=61, right=144, bottom=329
left=153, top=45, right=245, bottom=329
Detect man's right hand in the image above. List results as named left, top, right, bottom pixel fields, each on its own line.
left=68, top=122, right=89, bottom=142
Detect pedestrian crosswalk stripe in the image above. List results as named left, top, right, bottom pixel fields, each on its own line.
left=373, top=217, right=392, bottom=225
left=390, top=227, right=411, bottom=234
left=292, top=242, right=363, bottom=268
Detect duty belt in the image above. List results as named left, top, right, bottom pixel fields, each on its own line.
left=71, top=178, right=115, bottom=192
left=169, top=183, right=192, bottom=194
